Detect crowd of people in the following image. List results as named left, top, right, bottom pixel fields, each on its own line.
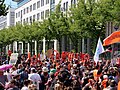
left=0, top=51, right=120, bottom=90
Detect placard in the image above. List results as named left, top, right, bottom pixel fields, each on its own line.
left=9, top=53, right=18, bottom=65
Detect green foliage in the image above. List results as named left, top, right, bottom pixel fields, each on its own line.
left=0, top=0, right=9, bottom=16
left=69, top=0, right=106, bottom=39
left=0, top=0, right=120, bottom=53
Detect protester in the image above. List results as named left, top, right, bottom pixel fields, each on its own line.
left=0, top=51, right=120, bottom=90
left=7, top=79, right=20, bottom=90
left=0, top=70, right=8, bottom=86
left=28, top=68, right=42, bottom=90
left=21, top=80, right=31, bottom=90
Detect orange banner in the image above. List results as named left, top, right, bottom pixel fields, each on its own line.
left=103, top=31, right=120, bottom=46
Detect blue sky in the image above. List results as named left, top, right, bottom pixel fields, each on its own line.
left=5, top=0, right=17, bottom=8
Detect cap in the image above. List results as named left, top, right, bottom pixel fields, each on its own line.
left=50, top=69, right=56, bottom=74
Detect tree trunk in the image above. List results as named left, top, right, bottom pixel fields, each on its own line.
left=37, top=41, right=39, bottom=56
left=58, top=38, right=62, bottom=54
left=75, top=39, right=78, bottom=53
left=29, top=40, right=32, bottom=56
left=17, top=41, right=19, bottom=53
left=23, top=41, right=25, bottom=54
left=11, top=43, right=13, bottom=53
left=48, top=40, right=50, bottom=50
left=65, top=36, right=67, bottom=51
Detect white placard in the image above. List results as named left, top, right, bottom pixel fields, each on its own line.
left=9, top=53, right=18, bottom=65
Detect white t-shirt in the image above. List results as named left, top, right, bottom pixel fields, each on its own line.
left=4, top=72, right=12, bottom=82
left=28, top=73, right=41, bottom=90
left=21, top=86, right=29, bottom=90
left=28, top=73, right=41, bottom=82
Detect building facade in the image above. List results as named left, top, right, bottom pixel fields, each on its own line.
left=12, top=0, right=78, bottom=55
left=0, top=8, right=15, bottom=55
left=0, top=8, right=15, bottom=30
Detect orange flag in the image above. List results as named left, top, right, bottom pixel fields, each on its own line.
left=28, top=52, right=31, bottom=59
left=118, top=81, right=120, bottom=90
left=103, top=31, right=120, bottom=46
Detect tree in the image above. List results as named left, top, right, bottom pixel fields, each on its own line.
left=46, top=2, right=70, bottom=53
left=0, top=0, right=9, bottom=16
left=40, top=19, right=55, bottom=50
left=31, top=21, right=45, bottom=54
left=69, top=0, right=117, bottom=53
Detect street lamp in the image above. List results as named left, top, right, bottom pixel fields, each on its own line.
left=112, top=24, right=119, bottom=59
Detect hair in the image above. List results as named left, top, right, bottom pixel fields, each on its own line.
left=24, top=80, right=31, bottom=86
left=10, top=79, right=16, bottom=85
left=31, top=69, right=36, bottom=73
left=28, top=84, right=37, bottom=90
left=13, top=74, right=20, bottom=79
left=58, top=70, right=72, bottom=87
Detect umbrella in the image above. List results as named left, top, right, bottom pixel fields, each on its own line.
left=0, top=64, right=13, bottom=70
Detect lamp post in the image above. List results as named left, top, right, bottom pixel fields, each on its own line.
left=111, top=25, right=119, bottom=59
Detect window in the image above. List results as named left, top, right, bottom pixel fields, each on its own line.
left=21, top=10, right=22, bottom=17
left=71, top=0, right=76, bottom=6
left=41, top=11, right=44, bottom=19
left=45, top=9, right=49, bottom=18
left=37, top=1, right=40, bottom=8
left=26, top=18, right=28, bottom=23
left=66, top=2, right=68, bottom=11
left=23, top=19, right=25, bottom=23
left=30, top=5, right=32, bottom=12
left=74, top=0, right=76, bottom=4
left=16, top=13, right=17, bottom=18
left=27, top=7, right=29, bottom=13
left=30, top=16, right=32, bottom=23
left=41, top=0, right=44, bottom=7
left=46, top=0, right=49, bottom=4
left=18, top=11, right=20, bottom=17
left=50, top=0, right=55, bottom=4
left=33, top=3, right=36, bottom=10
left=24, top=8, right=25, bottom=14
left=37, top=13, right=40, bottom=20
left=33, top=15, right=36, bottom=21
left=63, top=3, right=65, bottom=11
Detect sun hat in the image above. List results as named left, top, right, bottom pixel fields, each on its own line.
left=42, top=67, right=48, bottom=72
left=103, top=75, right=108, bottom=79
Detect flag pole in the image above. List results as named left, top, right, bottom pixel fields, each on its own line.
left=111, top=44, right=114, bottom=67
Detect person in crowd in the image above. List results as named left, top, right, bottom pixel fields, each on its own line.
left=20, top=68, right=29, bottom=87
left=28, top=68, right=42, bottom=90
left=1, top=52, right=120, bottom=90
left=4, top=69, right=12, bottom=82
left=21, top=80, right=31, bottom=90
left=0, top=70, right=8, bottom=86
left=28, top=84, right=37, bottom=90
left=7, top=79, right=20, bottom=90
left=40, top=67, right=49, bottom=90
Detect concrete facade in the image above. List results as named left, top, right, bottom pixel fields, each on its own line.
left=12, top=0, right=78, bottom=55
left=0, top=8, right=15, bottom=30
